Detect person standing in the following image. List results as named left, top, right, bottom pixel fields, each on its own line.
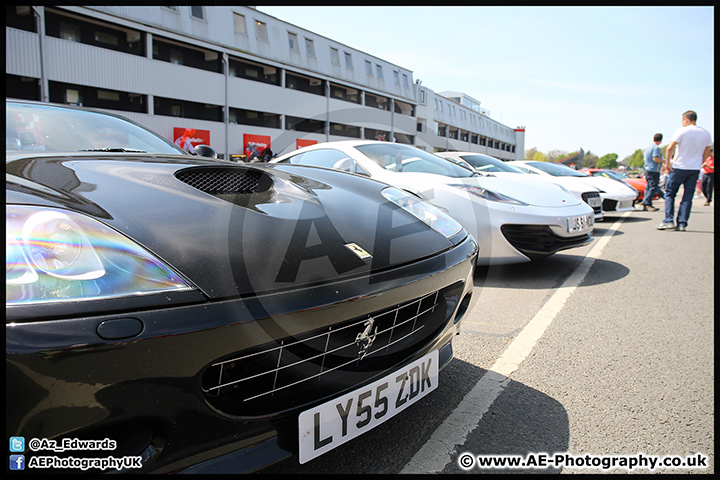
left=641, top=133, right=664, bottom=211
left=701, top=148, right=714, bottom=205
left=657, top=111, right=713, bottom=231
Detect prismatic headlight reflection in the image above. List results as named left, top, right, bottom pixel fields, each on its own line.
left=382, top=187, right=463, bottom=238
left=6, top=205, right=192, bottom=304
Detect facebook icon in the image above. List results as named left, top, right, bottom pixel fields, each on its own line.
left=10, top=454, right=25, bottom=470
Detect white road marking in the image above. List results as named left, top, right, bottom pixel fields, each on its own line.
left=401, top=212, right=631, bottom=474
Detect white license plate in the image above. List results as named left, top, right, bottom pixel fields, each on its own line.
left=567, top=213, right=594, bottom=233
left=298, top=350, right=439, bottom=464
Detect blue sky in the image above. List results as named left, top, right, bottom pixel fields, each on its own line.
left=259, top=6, right=714, bottom=160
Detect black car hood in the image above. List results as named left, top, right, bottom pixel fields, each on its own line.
left=6, top=153, right=463, bottom=299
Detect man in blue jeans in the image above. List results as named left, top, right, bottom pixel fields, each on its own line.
left=641, top=133, right=664, bottom=211
left=657, top=110, right=713, bottom=232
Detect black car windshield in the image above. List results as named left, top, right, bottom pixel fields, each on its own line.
left=355, top=143, right=475, bottom=178
left=460, top=154, right=524, bottom=173
left=6, top=102, right=185, bottom=154
left=526, top=161, right=589, bottom=177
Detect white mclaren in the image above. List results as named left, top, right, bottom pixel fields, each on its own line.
left=507, top=160, right=637, bottom=216
left=437, top=152, right=604, bottom=221
left=272, top=140, right=595, bottom=266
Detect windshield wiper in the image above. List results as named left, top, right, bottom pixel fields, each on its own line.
left=77, top=147, right=147, bottom=153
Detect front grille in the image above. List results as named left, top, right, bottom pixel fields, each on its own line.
left=201, top=285, right=463, bottom=416
left=175, top=167, right=271, bottom=195
left=603, top=198, right=618, bottom=211
left=581, top=191, right=603, bottom=215
left=501, top=224, right=592, bottom=257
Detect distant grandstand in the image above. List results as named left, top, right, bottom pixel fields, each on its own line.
left=557, top=149, right=585, bottom=169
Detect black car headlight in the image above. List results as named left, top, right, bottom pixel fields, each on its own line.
left=382, top=187, right=463, bottom=238
left=6, top=205, right=192, bottom=305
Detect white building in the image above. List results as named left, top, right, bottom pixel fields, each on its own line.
left=6, top=5, right=524, bottom=160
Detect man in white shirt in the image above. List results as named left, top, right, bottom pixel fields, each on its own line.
left=657, top=111, right=713, bottom=231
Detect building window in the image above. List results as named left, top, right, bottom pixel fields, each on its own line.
left=229, top=57, right=279, bottom=85
left=59, top=22, right=80, bottom=42
left=376, top=64, right=383, bottom=79
left=365, top=93, right=388, bottom=110
left=344, top=52, right=353, bottom=69
left=330, top=47, right=340, bottom=65
left=49, top=82, right=147, bottom=113
left=190, top=6, right=204, bottom=20
left=229, top=108, right=280, bottom=128
left=170, top=49, right=183, bottom=65
left=330, top=84, right=360, bottom=104
left=419, top=89, right=426, bottom=104
left=393, top=71, right=400, bottom=84
left=255, top=20, right=268, bottom=41
left=286, top=73, right=324, bottom=96
left=288, top=32, right=299, bottom=51
left=97, top=90, right=120, bottom=102
left=44, top=8, right=144, bottom=56
left=365, top=60, right=372, bottom=76
left=234, top=13, right=247, bottom=35
left=65, top=88, right=80, bottom=104
left=305, top=38, right=315, bottom=56
left=285, top=116, right=325, bottom=134
left=152, top=37, right=222, bottom=73
left=94, top=30, right=118, bottom=46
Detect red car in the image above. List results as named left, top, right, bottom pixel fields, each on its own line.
left=579, top=168, right=653, bottom=204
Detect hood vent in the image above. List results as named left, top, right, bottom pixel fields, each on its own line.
left=175, top=167, right=272, bottom=195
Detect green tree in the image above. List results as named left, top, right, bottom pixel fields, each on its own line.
left=525, top=147, right=537, bottom=160
left=596, top=153, right=619, bottom=169
left=547, top=149, right=568, bottom=163
left=583, top=151, right=599, bottom=169
left=532, top=150, right=546, bottom=162
left=627, top=149, right=644, bottom=170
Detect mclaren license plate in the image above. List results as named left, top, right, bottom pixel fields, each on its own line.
left=298, top=350, right=439, bottom=464
left=567, top=213, right=593, bottom=233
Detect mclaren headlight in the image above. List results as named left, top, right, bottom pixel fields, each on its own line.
left=452, top=185, right=528, bottom=206
left=382, top=187, right=463, bottom=238
left=6, top=205, right=193, bottom=305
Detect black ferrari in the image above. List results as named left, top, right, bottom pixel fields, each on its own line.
left=6, top=100, right=478, bottom=473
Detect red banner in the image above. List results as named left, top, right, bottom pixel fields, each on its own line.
left=296, top=139, right=318, bottom=149
left=173, top=127, right=210, bottom=153
left=244, top=134, right=272, bottom=160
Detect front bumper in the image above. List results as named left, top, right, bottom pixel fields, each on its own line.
left=6, top=236, right=477, bottom=474
left=601, top=195, right=637, bottom=212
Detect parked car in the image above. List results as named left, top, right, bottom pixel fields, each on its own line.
left=438, top=152, right=604, bottom=221
left=579, top=168, right=650, bottom=204
left=272, top=140, right=595, bottom=266
left=508, top=161, right=637, bottom=215
left=6, top=100, right=478, bottom=473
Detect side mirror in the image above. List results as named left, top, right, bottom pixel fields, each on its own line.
left=194, top=145, right=217, bottom=158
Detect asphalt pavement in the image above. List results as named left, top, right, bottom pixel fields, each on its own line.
left=435, top=195, right=715, bottom=474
